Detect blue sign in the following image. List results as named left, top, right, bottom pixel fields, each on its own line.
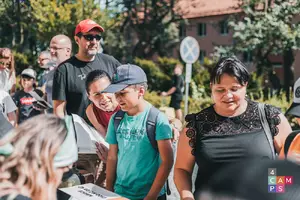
left=180, top=36, right=200, bottom=64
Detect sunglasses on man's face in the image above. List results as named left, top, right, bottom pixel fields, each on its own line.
left=81, top=34, right=102, bottom=41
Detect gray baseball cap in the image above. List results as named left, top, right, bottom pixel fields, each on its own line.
left=102, top=64, right=147, bottom=93
left=21, top=68, right=36, bottom=79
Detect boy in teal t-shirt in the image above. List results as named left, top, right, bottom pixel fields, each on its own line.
left=103, top=64, right=174, bottom=200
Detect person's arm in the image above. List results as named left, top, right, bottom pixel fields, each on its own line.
left=39, top=83, right=46, bottom=94
left=273, top=113, right=292, bottom=154
left=52, top=65, right=67, bottom=118
left=106, top=144, right=118, bottom=192
left=145, top=139, right=173, bottom=200
left=161, top=87, right=176, bottom=96
left=15, top=108, right=19, bottom=124
left=53, top=100, right=66, bottom=118
left=3, top=92, right=17, bottom=126
left=174, top=127, right=196, bottom=200
left=105, top=115, right=118, bottom=191
left=7, top=111, right=17, bottom=127
left=86, top=104, right=107, bottom=136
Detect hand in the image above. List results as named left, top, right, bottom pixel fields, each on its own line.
left=161, top=92, right=167, bottom=96
left=96, top=142, right=108, bottom=163
left=169, top=118, right=182, bottom=142
left=172, top=126, right=180, bottom=142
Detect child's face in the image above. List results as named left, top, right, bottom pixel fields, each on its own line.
left=88, top=77, right=117, bottom=111
left=21, top=76, right=35, bottom=89
left=115, top=85, right=144, bottom=112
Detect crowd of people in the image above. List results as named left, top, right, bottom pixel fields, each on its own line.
left=0, top=19, right=300, bottom=200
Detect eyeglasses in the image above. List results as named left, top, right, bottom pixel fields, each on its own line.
left=0, top=61, right=8, bottom=66
left=38, top=58, right=50, bottom=62
left=48, top=47, right=69, bottom=51
left=81, top=34, right=102, bottom=41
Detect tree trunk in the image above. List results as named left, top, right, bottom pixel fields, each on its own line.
left=283, top=48, right=294, bottom=102
left=11, top=0, right=16, bottom=47
left=16, top=0, right=22, bottom=45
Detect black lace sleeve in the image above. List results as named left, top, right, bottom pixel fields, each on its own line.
left=265, top=104, right=281, bottom=137
left=185, top=114, right=197, bottom=156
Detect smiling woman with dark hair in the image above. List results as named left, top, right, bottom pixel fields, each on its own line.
left=174, top=57, right=293, bottom=200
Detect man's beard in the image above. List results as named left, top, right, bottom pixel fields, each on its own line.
left=86, top=49, right=98, bottom=57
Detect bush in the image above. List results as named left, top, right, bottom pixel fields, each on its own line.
left=134, top=58, right=171, bottom=92
left=157, top=57, right=180, bottom=75
left=144, top=91, right=169, bottom=108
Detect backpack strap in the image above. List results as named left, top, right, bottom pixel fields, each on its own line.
left=258, top=103, right=276, bottom=159
left=146, top=106, right=160, bottom=151
left=114, top=110, right=126, bottom=133
left=146, top=106, right=172, bottom=195
left=284, top=131, right=299, bottom=157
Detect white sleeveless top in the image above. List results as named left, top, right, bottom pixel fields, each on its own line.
left=0, top=69, right=16, bottom=92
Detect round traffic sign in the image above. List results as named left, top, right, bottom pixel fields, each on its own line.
left=180, top=36, right=200, bottom=64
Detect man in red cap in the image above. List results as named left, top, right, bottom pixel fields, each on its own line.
left=52, top=19, right=121, bottom=121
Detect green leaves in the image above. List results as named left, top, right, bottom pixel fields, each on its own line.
left=30, top=0, right=119, bottom=50
left=215, top=0, right=300, bottom=62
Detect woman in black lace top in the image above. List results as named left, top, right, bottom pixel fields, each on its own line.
left=173, top=57, right=292, bottom=200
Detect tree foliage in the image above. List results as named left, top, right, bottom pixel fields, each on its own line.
left=0, top=0, right=121, bottom=71
left=215, top=0, right=300, bottom=65
left=214, top=0, right=300, bottom=100
left=112, top=0, right=184, bottom=59
left=30, top=0, right=120, bottom=53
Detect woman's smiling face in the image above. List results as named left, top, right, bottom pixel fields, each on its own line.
left=211, top=73, right=247, bottom=113
left=88, top=77, right=117, bottom=112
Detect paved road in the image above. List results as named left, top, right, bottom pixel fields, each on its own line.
left=166, top=142, right=198, bottom=199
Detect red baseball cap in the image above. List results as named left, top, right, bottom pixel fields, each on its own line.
left=75, top=19, right=104, bottom=35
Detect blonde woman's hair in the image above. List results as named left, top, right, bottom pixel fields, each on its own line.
left=0, top=114, right=68, bottom=200
left=0, top=48, right=15, bottom=78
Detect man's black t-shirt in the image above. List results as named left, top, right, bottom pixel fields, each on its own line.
left=13, top=89, right=44, bottom=124
left=171, top=75, right=184, bottom=100
left=52, top=53, right=121, bottom=122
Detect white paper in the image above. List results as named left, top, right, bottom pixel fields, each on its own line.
left=72, top=114, right=109, bottom=154
left=59, top=183, right=122, bottom=200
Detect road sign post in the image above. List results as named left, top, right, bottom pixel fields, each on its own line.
left=180, top=36, right=200, bottom=117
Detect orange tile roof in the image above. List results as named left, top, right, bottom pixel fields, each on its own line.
left=176, top=0, right=243, bottom=19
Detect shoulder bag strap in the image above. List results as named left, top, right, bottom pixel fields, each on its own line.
left=258, top=103, right=276, bottom=159
left=29, top=90, right=52, bottom=109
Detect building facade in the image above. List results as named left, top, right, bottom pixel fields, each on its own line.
left=175, top=0, right=300, bottom=84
